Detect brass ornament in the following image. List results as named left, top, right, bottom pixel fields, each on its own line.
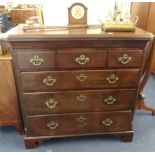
left=43, top=76, right=56, bottom=86
left=29, top=55, right=44, bottom=66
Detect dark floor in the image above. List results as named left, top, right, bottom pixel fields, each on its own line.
left=0, top=74, right=155, bottom=152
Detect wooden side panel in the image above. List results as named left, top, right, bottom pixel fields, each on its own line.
left=0, top=58, right=21, bottom=126
left=146, top=3, right=155, bottom=32
left=131, top=2, right=150, bottom=30
left=146, top=3, right=155, bottom=73
left=131, top=2, right=155, bottom=73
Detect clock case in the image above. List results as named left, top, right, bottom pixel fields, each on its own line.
left=68, top=3, right=87, bottom=26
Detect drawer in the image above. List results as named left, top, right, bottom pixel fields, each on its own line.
left=108, top=49, right=143, bottom=68
left=26, top=111, right=132, bottom=136
left=16, top=50, right=55, bottom=70
left=57, top=49, right=107, bottom=68
left=23, top=89, right=136, bottom=115
left=21, top=69, right=140, bottom=91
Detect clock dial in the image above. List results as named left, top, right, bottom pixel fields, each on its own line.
left=71, top=5, right=85, bottom=19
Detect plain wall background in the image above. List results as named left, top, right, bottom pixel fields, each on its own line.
left=0, top=0, right=131, bottom=25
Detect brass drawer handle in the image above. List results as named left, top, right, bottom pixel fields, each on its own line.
left=104, top=96, right=116, bottom=105
left=102, top=118, right=113, bottom=126
left=45, top=98, right=58, bottom=109
left=118, top=53, right=132, bottom=64
left=29, top=55, right=44, bottom=66
left=77, top=94, right=87, bottom=102
left=75, top=54, right=90, bottom=65
left=76, top=73, right=88, bottom=82
left=43, top=76, right=56, bottom=86
left=47, top=121, right=59, bottom=130
left=106, top=74, right=118, bottom=84
left=76, top=115, right=86, bottom=123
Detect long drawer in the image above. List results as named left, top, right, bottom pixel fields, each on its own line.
left=26, top=111, right=132, bottom=137
left=20, top=69, right=140, bottom=91
left=23, top=89, right=136, bottom=115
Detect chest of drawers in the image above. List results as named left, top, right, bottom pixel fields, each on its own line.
left=10, top=8, right=37, bottom=25
left=6, top=25, right=154, bottom=148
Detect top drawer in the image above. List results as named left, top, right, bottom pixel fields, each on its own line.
left=57, top=49, right=107, bottom=69
left=108, top=49, right=143, bottom=68
left=16, top=49, right=56, bottom=70
left=15, top=48, right=143, bottom=70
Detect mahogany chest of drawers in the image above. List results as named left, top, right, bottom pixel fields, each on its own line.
left=6, top=25, right=154, bottom=148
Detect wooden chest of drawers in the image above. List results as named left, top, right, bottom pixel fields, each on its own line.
left=10, top=9, right=37, bottom=25
left=6, top=25, right=154, bottom=148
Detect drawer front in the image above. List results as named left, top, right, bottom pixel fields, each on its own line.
left=108, top=49, right=143, bottom=67
left=57, top=49, right=107, bottom=68
left=23, top=90, right=135, bottom=115
left=26, top=111, right=132, bottom=136
left=21, top=70, right=139, bottom=91
left=16, top=50, right=55, bottom=69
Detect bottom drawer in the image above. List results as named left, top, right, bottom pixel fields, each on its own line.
left=26, top=111, right=132, bottom=137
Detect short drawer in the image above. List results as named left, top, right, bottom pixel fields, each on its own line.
left=57, top=49, right=107, bottom=68
left=20, top=69, right=140, bottom=91
left=26, top=111, right=132, bottom=136
left=108, top=49, right=143, bottom=68
left=23, top=89, right=135, bottom=115
left=16, top=49, right=55, bottom=69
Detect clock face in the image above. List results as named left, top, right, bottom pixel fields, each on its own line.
left=71, top=4, right=85, bottom=19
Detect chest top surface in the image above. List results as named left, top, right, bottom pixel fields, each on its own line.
left=4, top=24, right=154, bottom=41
